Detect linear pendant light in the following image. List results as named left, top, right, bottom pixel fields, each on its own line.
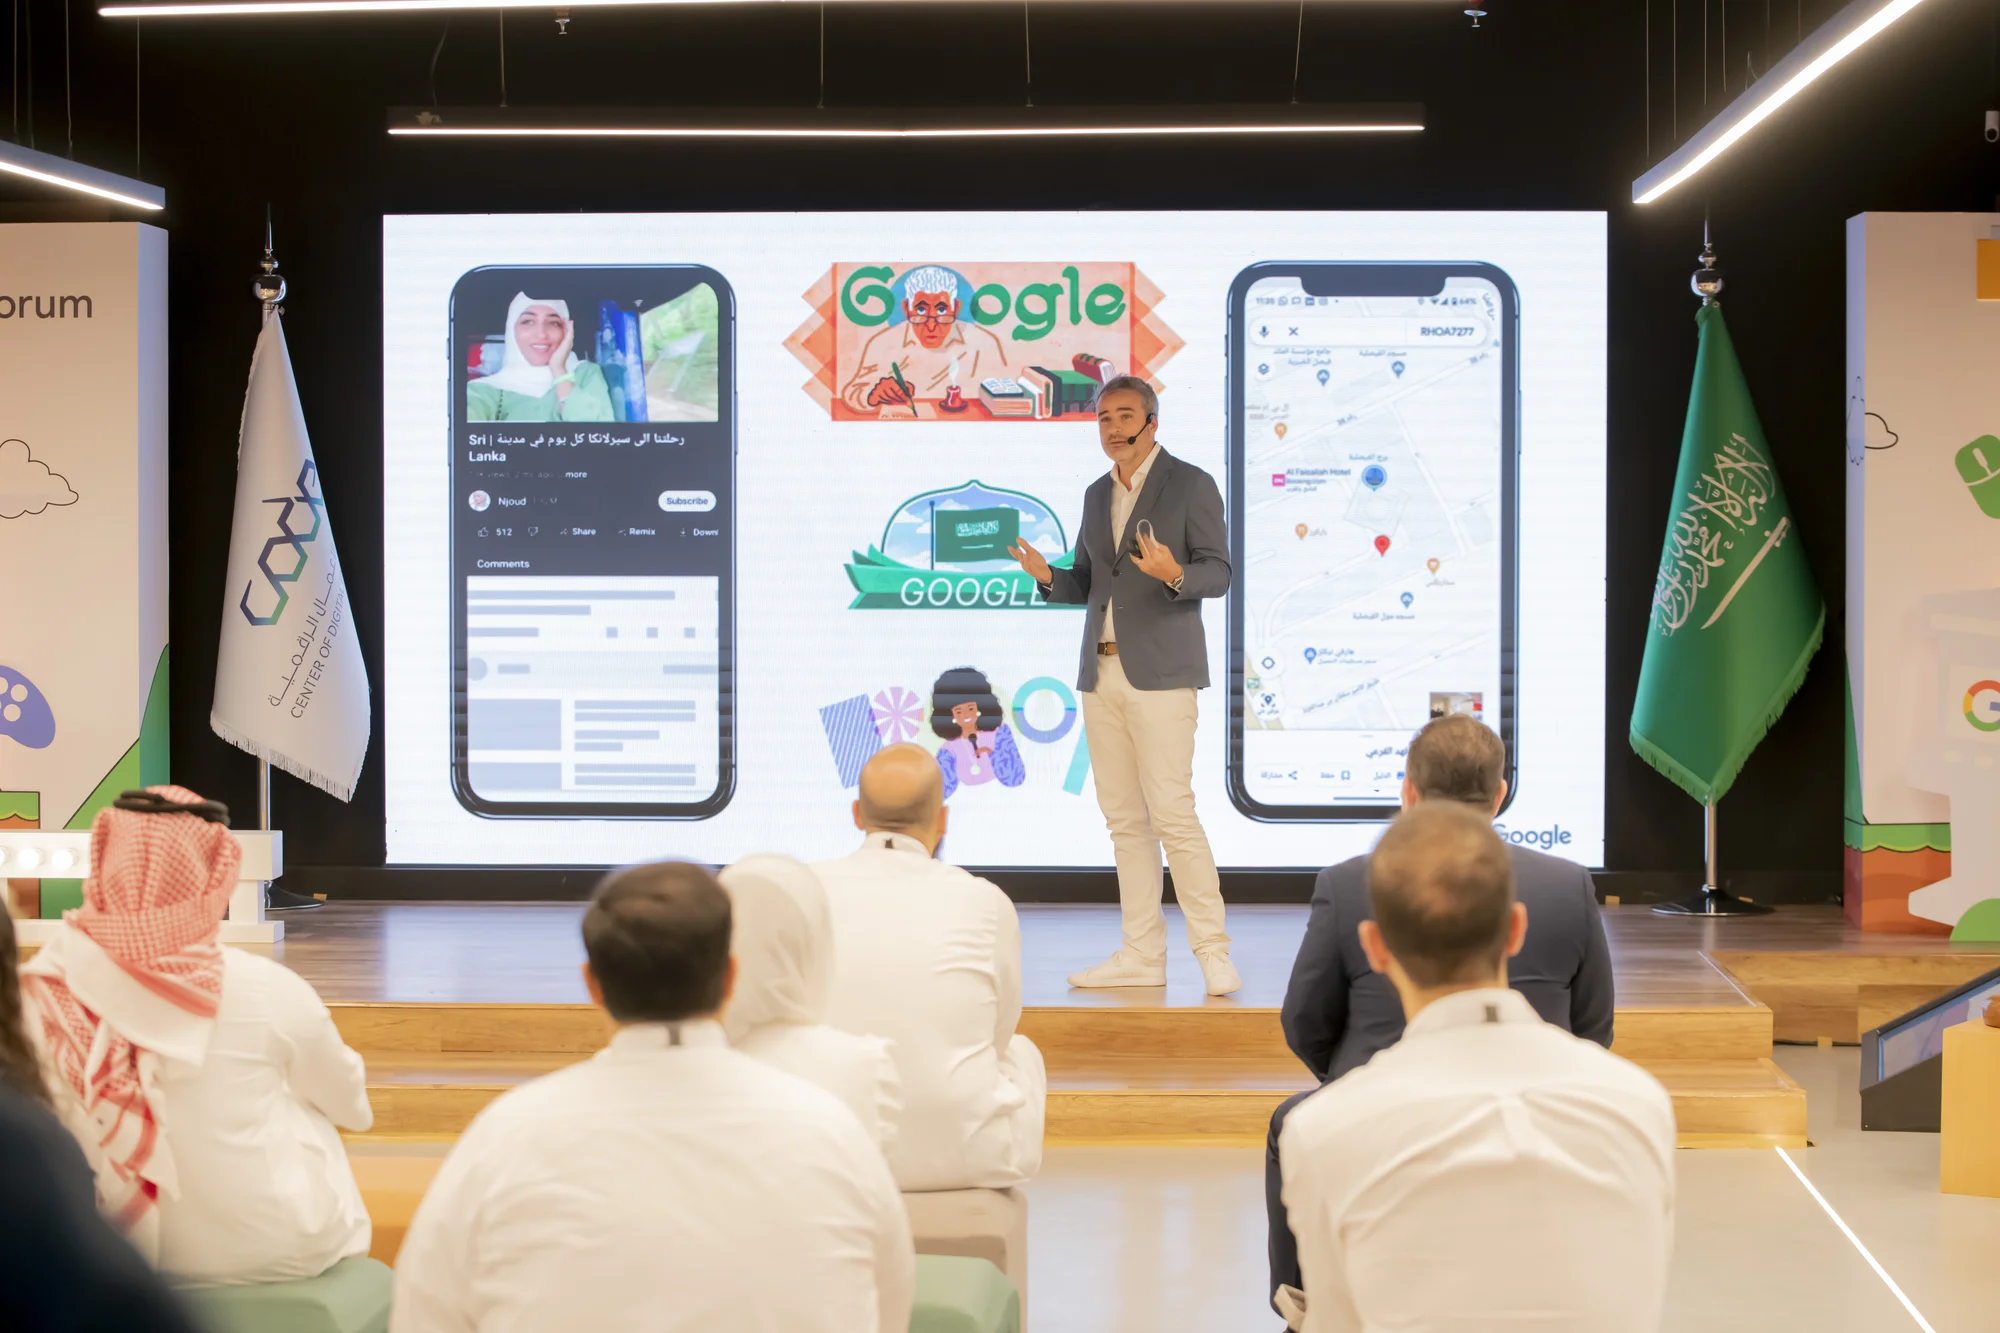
left=387, top=103, right=1426, bottom=141
left=107, top=0, right=1455, bottom=16
left=1632, top=0, right=1931, bottom=204
left=0, top=139, right=165, bottom=210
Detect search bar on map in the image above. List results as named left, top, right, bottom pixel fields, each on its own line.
left=1247, top=316, right=1489, bottom=348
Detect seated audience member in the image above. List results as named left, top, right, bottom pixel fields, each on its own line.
left=1278, top=803, right=1675, bottom=1333
left=1268, top=714, right=1614, bottom=1302
left=19, top=787, right=374, bottom=1285
left=1, top=908, right=204, bottom=1333
left=813, top=744, right=1046, bottom=1192
left=0, top=1084, right=209, bottom=1333
left=718, top=853, right=902, bottom=1152
left=391, top=862, right=914, bottom=1333
left=1284, top=714, right=1614, bottom=1079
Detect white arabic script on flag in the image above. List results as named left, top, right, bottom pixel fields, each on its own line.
left=1650, top=431, right=1779, bottom=636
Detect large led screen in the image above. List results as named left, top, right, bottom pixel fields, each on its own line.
left=384, top=212, right=1606, bottom=867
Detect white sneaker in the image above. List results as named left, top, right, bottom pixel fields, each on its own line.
left=1067, top=951, right=1167, bottom=988
left=1198, top=951, right=1242, bottom=997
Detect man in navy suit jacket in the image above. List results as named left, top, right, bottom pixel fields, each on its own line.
left=1266, top=714, right=1615, bottom=1306
left=1009, top=376, right=1239, bottom=996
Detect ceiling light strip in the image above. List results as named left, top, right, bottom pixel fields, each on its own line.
left=0, top=141, right=165, bottom=210
left=385, top=103, right=1425, bottom=140
left=1632, top=0, right=1931, bottom=204
left=106, top=0, right=1457, bottom=15
left=109, top=0, right=1464, bottom=12
left=390, top=123, right=1423, bottom=139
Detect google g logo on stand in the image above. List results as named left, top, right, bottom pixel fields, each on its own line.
left=1964, top=681, right=2000, bottom=733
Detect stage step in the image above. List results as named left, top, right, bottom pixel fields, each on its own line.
left=331, top=1000, right=1775, bottom=1063
left=1711, top=949, right=2000, bottom=1043
left=334, top=1003, right=1802, bottom=1148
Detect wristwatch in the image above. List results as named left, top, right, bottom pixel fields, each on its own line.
left=1169, top=574, right=1186, bottom=594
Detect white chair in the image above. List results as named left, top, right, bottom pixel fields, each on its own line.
left=902, top=1188, right=1029, bottom=1323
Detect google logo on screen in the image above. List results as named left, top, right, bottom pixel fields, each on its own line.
left=1964, top=681, right=2000, bottom=733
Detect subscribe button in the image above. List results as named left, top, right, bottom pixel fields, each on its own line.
left=657, top=490, right=717, bottom=512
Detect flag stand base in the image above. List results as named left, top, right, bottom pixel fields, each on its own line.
left=1650, top=883, right=1775, bottom=916
left=1650, top=800, right=1774, bottom=915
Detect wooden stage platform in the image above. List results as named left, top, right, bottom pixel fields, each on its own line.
left=255, top=902, right=2000, bottom=1151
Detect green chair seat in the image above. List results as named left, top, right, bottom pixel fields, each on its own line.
left=179, top=1256, right=392, bottom=1333
left=911, top=1254, right=1020, bottom=1333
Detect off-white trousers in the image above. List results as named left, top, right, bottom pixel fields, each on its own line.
left=1080, top=654, right=1230, bottom=966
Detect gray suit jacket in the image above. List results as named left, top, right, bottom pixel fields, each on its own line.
left=1038, top=449, right=1231, bottom=691
left=1280, top=841, right=1616, bottom=1083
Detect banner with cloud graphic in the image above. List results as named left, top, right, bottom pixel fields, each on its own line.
left=0, top=438, right=78, bottom=518
left=0, top=224, right=169, bottom=911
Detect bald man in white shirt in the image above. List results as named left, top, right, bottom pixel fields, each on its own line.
left=391, top=862, right=914, bottom=1333
left=814, top=744, right=1047, bottom=1192
left=1278, top=802, right=1675, bottom=1333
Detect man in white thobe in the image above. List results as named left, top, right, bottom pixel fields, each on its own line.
left=391, top=862, right=914, bottom=1333
left=1278, top=802, right=1676, bottom=1333
left=814, top=744, right=1047, bottom=1192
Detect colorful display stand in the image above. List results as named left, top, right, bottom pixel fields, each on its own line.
left=1845, top=213, right=2000, bottom=935
left=0, top=223, right=169, bottom=918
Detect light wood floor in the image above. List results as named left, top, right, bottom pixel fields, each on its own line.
left=347, top=1050, right=2000, bottom=1333
left=257, top=900, right=1986, bottom=1009
left=262, top=898, right=2000, bottom=1151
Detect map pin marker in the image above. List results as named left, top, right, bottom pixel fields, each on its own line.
left=1275, top=422, right=1288, bottom=439
left=1295, top=523, right=1308, bottom=539
left=1304, top=647, right=1317, bottom=664
left=1374, top=535, right=1391, bottom=556
left=1401, top=592, right=1414, bottom=609
left=1317, top=368, right=1331, bottom=386
left=1427, top=557, right=1440, bottom=574
left=1392, top=360, right=1406, bottom=378
left=1362, top=465, right=1386, bottom=491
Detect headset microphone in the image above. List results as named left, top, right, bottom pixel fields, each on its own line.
left=1127, top=412, right=1156, bottom=447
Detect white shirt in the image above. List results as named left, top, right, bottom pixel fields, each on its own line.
left=37, top=947, right=374, bottom=1285
left=391, top=1021, right=914, bottom=1333
left=813, top=833, right=1044, bottom=1191
left=734, top=1025, right=901, bottom=1153
left=1279, top=988, right=1677, bottom=1333
left=1102, top=443, right=1160, bottom=644
left=720, top=854, right=903, bottom=1154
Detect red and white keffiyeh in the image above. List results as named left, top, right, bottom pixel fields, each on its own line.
left=19, top=785, right=240, bottom=1258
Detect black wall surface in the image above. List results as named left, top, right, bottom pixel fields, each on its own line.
left=7, top=0, right=1998, bottom=900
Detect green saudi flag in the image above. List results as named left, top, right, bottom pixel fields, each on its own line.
left=1630, top=303, right=1824, bottom=804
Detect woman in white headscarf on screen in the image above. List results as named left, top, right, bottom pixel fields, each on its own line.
left=466, top=292, right=618, bottom=422
left=718, top=855, right=902, bottom=1153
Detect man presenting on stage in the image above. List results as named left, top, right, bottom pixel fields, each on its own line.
left=1009, top=377, right=1238, bottom=996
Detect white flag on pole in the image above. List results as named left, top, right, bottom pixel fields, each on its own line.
left=211, top=311, right=370, bottom=801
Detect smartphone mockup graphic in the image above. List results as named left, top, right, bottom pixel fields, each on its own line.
left=1226, top=262, right=1518, bottom=821
left=448, top=265, right=735, bottom=819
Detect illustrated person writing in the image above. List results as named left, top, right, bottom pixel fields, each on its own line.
left=840, top=267, right=1009, bottom=416
left=467, top=293, right=618, bottom=422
